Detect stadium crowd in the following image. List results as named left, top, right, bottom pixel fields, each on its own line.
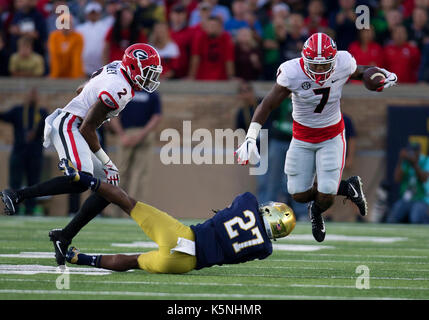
left=0, top=0, right=428, bottom=82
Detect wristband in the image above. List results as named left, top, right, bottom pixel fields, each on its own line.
left=95, top=148, right=110, bottom=165
left=246, top=122, right=262, bottom=140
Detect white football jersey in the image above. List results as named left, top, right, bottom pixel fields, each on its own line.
left=276, top=51, right=357, bottom=128
left=63, top=60, right=134, bottom=120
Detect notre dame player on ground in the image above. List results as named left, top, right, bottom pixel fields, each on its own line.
left=59, top=159, right=296, bottom=273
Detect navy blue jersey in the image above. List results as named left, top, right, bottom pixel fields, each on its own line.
left=191, top=192, right=272, bottom=270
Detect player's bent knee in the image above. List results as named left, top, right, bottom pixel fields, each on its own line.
left=317, top=180, right=339, bottom=196
left=292, top=190, right=313, bottom=203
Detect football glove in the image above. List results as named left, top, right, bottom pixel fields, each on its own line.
left=376, top=68, right=398, bottom=91
left=235, top=137, right=260, bottom=165
left=103, top=160, right=120, bottom=186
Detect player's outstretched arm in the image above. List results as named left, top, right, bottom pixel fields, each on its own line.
left=349, top=65, right=372, bottom=80
left=251, top=83, right=291, bottom=125
left=235, top=83, right=291, bottom=165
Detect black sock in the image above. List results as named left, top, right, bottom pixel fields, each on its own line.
left=337, top=180, right=349, bottom=196
left=312, top=201, right=324, bottom=215
left=16, top=176, right=88, bottom=202
left=74, top=252, right=102, bottom=268
left=79, top=173, right=101, bottom=191
left=62, top=193, right=110, bottom=240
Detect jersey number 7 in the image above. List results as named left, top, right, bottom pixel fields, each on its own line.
left=224, top=210, right=264, bottom=253
left=313, top=87, right=330, bottom=113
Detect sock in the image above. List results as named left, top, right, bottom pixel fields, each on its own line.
left=16, top=176, right=87, bottom=202
left=312, top=201, right=324, bottom=216
left=62, top=193, right=110, bottom=240
left=337, top=180, right=349, bottom=196
left=78, top=172, right=101, bottom=191
left=75, top=252, right=102, bottom=268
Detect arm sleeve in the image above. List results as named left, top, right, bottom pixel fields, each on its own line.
left=347, top=51, right=357, bottom=75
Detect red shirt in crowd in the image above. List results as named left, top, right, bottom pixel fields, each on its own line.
left=304, top=16, right=329, bottom=35
left=105, top=28, right=147, bottom=62
left=170, top=26, right=194, bottom=78
left=348, top=41, right=384, bottom=67
left=383, top=42, right=421, bottom=83
left=191, top=30, right=234, bottom=80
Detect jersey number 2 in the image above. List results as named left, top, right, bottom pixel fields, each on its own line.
left=224, top=210, right=264, bottom=253
left=313, top=87, right=330, bottom=113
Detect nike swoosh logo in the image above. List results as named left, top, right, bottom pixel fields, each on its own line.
left=350, top=185, right=359, bottom=198
left=332, top=79, right=339, bottom=83
left=56, top=241, right=64, bottom=256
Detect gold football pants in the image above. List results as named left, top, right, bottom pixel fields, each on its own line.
left=130, top=202, right=197, bottom=274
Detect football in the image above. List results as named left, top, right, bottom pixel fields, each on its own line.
left=363, top=67, right=386, bottom=91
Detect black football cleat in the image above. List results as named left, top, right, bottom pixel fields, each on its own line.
left=49, top=229, right=71, bottom=266
left=1, top=189, right=20, bottom=215
left=309, top=202, right=326, bottom=242
left=346, top=176, right=368, bottom=217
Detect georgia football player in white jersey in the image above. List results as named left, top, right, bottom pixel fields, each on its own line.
left=1, top=43, right=163, bottom=265
left=235, top=33, right=397, bottom=242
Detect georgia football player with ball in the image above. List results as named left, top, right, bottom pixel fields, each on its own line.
left=235, top=33, right=398, bottom=242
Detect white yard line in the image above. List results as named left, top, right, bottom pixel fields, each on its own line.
left=0, top=289, right=410, bottom=300
left=1, top=278, right=429, bottom=292
left=268, top=259, right=429, bottom=265
left=290, top=284, right=429, bottom=291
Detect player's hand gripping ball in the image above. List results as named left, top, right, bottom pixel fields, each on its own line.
left=363, top=67, right=397, bottom=92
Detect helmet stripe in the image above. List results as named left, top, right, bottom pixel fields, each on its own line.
left=317, top=33, right=322, bottom=57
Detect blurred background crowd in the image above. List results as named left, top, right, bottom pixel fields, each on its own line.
left=0, top=0, right=428, bottom=82
left=0, top=0, right=429, bottom=225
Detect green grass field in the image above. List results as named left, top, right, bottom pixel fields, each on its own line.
left=0, top=215, right=428, bottom=300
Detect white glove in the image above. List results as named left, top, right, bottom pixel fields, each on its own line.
left=235, top=137, right=260, bottom=165
left=376, top=68, right=398, bottom=91
left=103, top=160, right=120, bottom=186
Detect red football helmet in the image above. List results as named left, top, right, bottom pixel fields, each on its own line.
left=122, top=43, right=163, bottom=92
left=301, top=33, right=337, bottom=84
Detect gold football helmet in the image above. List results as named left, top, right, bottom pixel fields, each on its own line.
left=260, top=202, right=296, bottom=240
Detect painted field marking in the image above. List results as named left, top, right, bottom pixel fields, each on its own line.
left=0, top=289, right=410, bottom=300
left=268, top=258, right=429, bottom=265
left=283, top=234, right=406, bottom=243
left=1, top=278, right=429, bottom=292
left=0, top=264, right=111, bottom=275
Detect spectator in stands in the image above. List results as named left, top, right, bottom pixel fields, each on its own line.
left=279, top=13, right=307, bottom=62
left=76, top=2, right=113, bottom=77
left=243, top=5, right=263, bottom=39
left=234, top=27, right=262, bottom=80
left=48, top=14, right=84, bottom=78
left=135, top=0, right=166, bottom=37
left=376, top=9, right=403, bottom=45
left=262, top=11, right=287, bottom=80
left=372, top=0, right=398, bottom=43
left=387, top=143, right=429, bottom=224
left=189, top=1, right=213, bottom=35
left=103, top=4, right=147, bottom=64
left=0, top=87, right=48, bottom=215
left=169, top=3, right=193, bottom=79
left=188, top=16, right=235, bottom=80
left=109, top=90, right=162, bottom=217
left=149, top=22, right=179, bottom=79
left=348, top=26, right=384, bottom=68
left=8, top=35, right=44, bottom=77
left=418, top=42, right=429, bottom=82
left=189, top=0, right=231, bottom=27
left=406, top=7, right=429, bottom=51
left=329, top=0, right=357, bottom=50
left=8, top=0, right=47, bottom=56
left=304, top=0, right=329, bottom=35
left=384, top=25, right=421, bottom=83
left=0, top=31, right=9, bottom=76
left=224, top=0, right=251, bottom=39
